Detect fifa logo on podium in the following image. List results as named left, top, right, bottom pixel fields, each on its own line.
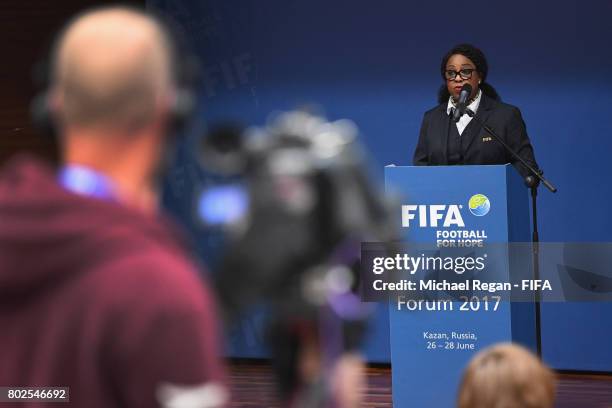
left=401, top=204, right=464, bottom=228
left=401, top=194, right=491, bottom=228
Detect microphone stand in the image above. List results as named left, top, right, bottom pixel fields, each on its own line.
left=464, top=108, right=557, bottom=358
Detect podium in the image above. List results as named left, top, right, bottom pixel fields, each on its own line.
left=384, top=164, right=537, bottom=408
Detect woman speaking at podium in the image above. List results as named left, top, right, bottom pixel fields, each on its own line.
left=413, top=44, right=539, bottom=179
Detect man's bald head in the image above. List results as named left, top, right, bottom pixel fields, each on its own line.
left=51, top=7, right=176, bottom=132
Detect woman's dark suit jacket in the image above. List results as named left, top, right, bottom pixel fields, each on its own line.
left=413, top=93, right=539, bottom=178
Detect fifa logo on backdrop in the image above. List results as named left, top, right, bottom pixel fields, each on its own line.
left=402, top=194, right=490, bottom=228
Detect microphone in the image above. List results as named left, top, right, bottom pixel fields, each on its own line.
left=451, top=84, right=473, bottom=123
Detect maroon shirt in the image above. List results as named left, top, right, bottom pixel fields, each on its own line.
left=0, top=155, right=226, bottom=407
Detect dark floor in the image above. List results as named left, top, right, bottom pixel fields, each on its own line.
left=228, top=360, right=612, bottom=407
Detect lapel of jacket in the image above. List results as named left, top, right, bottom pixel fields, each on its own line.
left=462, top=93, right=496, bottom=153
left=437, top=104, right=451, bottom=165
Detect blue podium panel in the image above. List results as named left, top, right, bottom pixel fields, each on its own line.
left=384, top=164, right=534, bottom=408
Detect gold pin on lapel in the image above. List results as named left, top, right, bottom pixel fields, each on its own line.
left=482, top=136, right=492, bottom=142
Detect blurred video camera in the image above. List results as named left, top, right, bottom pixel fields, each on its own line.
left=198, top=109, right=397, bottom=321
left=198, top=108, right=398, bottom=404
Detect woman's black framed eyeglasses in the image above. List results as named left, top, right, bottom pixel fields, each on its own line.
left=445, top=68, right=475, bottom=80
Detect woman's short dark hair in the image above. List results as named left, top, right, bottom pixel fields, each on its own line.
left=437, top=43, right=500, bottom=104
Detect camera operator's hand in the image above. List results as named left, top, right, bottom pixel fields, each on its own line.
left=330, top=352, right=365, bottom=408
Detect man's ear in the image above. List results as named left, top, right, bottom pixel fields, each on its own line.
left=153, top=89, right=173, bottom=122
left=31, top=85, right=62, bottom=136
left=48, top=88, right=63, bottom=121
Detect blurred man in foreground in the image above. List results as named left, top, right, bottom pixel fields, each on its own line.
left=0, top=6, right=226, bottom=407
left=458, top=343, right=556, bottom=408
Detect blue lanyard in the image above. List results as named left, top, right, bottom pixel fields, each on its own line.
left=58, top=165, right=118, bottom=201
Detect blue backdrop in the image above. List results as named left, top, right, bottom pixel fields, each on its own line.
left=150, top=0, right=612, bottom=371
